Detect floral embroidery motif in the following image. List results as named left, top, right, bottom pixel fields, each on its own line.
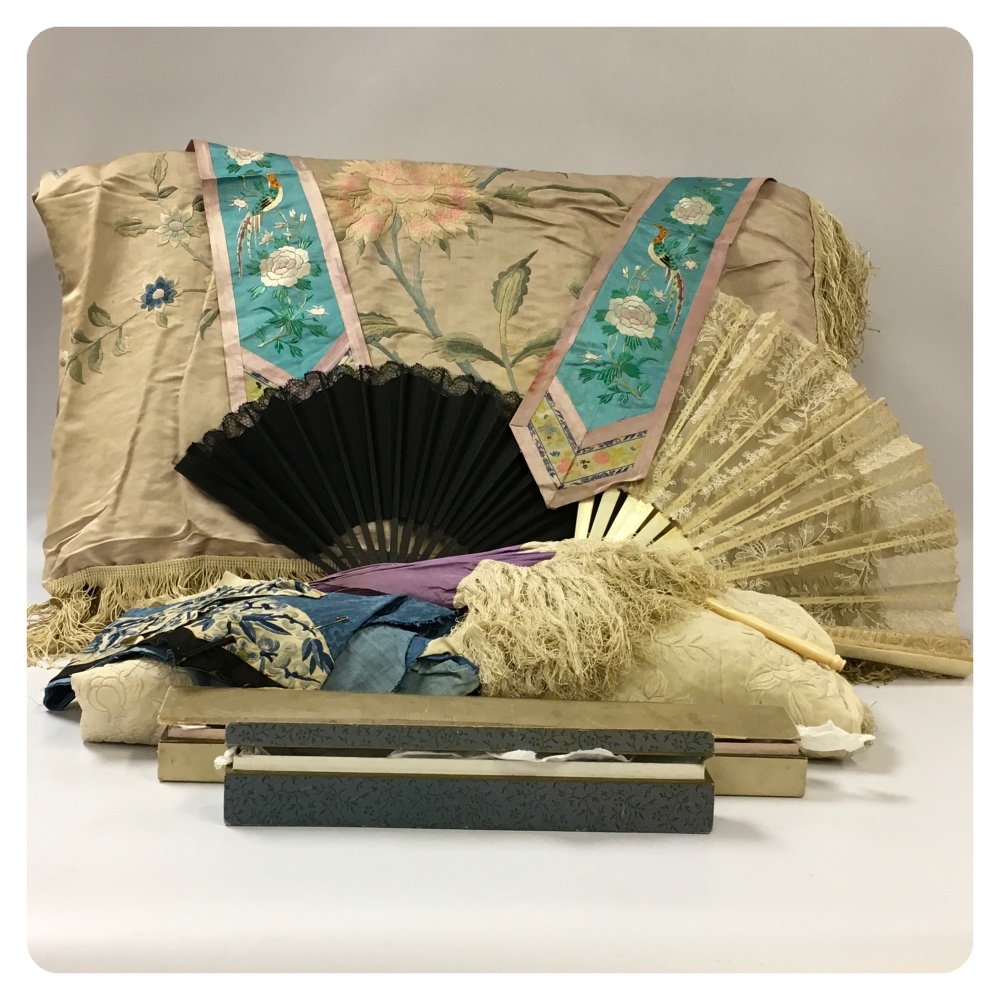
left=58, top=154, right=216, bottom=388
left=197, top=141, right=362, bottom=381
left=140, top=276, right=177, bottom=310
left=328, top=159, right=626, bottom=390
left=155, top=206, right=203, bottom=247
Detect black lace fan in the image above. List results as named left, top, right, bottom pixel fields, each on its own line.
left=175, top=363, right=577, bottom=574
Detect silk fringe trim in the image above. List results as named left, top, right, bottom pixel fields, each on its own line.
left=26, top=555, right=319, bottom=664
left=810, top=197, right=874, bottom=368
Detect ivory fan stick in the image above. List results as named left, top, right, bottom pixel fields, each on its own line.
left=703, top=597, right=846, bottom=672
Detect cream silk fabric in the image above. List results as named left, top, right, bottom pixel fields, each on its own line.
left=31, top=149, right=847, bottom=662
left=616, top=589, right=873, bottom=736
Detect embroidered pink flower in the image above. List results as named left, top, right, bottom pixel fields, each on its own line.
left=325, top=160, right=483, bottom=251
left=555, top=457, right=573, bottom=475
left=606, top=295, right=657, bottom=338
left=593, top=451, right=611, bottom=465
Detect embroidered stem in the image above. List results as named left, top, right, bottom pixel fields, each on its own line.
left=525, top=183, right=625, bottom=207
left=476, top=167, right=513, bottom=191
left=373, top=219, right=483, bottom=381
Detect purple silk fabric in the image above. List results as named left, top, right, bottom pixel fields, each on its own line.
left=311, top=545, right=555, bottom=608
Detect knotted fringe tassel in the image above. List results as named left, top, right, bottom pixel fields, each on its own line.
left=810, top=197, right=874, bottom=369
left=448, top=538, right=725, bottom=700
left=26, top=555, right=318, bottom=664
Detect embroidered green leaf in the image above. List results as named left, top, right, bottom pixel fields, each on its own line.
left=578, top=368, right=598, bottom=384
left=492, top=185, right=533, bottom=206
left=477, top=202, right=494, bottom=222
left=359, top=312, right=400, bottom=339
left=569, top=282, right=582, bottom=299
left=637, top=381, right=652, bottom=396
left=655, top=312, right=672, bottom=326
left=649, top=336, right=663, bottom=351
left=114, top=217, right=151, bottom=238
left=602, top=323, right=619, bottom=337
left=87, top=340, right=103, bottom=373
left=310, top=263, right=322, bottom=277
left=273, top=287, right=290, bottom=305
left=249, top=284, right=267, bottom=300
left=67, top=357, right=85, bottom=384
left=198, top=307, right=218, bottom=334
left=428, top=334, right=503, bottom=366
left=227, top=163, right=241, bottom=174
left=155, top=311, right=169, bottom=329
left=511, top=332, right=560, bottom=366
left=71, top=329, right=91, bottom=344
left=141, top=192, right=161, bottom=201
left=620, top=360, right=644, bottom=378
left=111, top=329, right=130, bottom=356
left=305, top=323, right=328, bottom=338
left=88, top=303, right=113, bottom=327
left=192, top=195, right=205, bottom=213
left=597, top=391, right=614, bottom=404
left=593, top=310, right=607, bottom=322
left=438, top=238, right=451, bottom=259
left=150, top=154, right=168, bottom=187
left=467, top=225, right=479, bottom=244
left=288, top=344, right=303, bottom=358
left=158, top=185, right=178, bottom=200
left=624, top=336, right=641, bottom=351
left=294, top=278, right=313, bottom=291
left=492, top=251, right=537, bottom=324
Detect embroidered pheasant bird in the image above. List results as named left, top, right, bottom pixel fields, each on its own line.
left=236, top=172, right=284, bottom=277
left=647, top=225, right=685, bottom=334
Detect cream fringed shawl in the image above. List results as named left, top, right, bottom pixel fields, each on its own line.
left=29, top=149, right=868, bottom=660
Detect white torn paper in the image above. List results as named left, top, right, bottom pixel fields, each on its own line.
left=796, top=720, right=876, bottom=759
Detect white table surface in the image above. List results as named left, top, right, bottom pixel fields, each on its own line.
left=24, top=666, right=973, bottom=974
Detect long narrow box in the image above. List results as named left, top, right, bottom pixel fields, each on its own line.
left=159, top=688, right=716, bottom=833
left=158, top=689, right=805, bottom=797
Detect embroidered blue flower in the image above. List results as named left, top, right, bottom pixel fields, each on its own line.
left=140, top=276, right=177, bottom=311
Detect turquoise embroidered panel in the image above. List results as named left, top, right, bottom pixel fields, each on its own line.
left=204, top=142, right=354, bottom=380
left=559, top=178, right=752, bottom=427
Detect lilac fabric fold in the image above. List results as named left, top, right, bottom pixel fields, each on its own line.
left=310, top=545, right=556, bottom=608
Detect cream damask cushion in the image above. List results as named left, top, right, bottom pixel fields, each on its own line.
left=616, top=589, right=875, bottom=737
left=70, top=658, right=194, bottom=745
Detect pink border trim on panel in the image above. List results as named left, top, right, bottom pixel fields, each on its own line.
left=289, top=156, right=370, bottom=368
left=190, top=140, right=248, bottom=409
left=511, top=176, right=769, bottom=509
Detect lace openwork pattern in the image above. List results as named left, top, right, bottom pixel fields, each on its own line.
left=190, top=362, right=522, bottom=454
left=625, top=291, right=970, bottom=678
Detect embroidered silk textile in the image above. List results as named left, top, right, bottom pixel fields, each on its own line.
left=510, top=177, right=765, bottom=506
left=191, top=141, right=368, bottom=405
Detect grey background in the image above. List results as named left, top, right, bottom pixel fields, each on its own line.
left=25, top=27, right=973, bottom=640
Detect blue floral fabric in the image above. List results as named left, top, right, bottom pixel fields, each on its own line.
left=43, top=578, right=478, bottom=711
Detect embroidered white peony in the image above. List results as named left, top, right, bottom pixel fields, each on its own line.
left=259, top=246, right=311, bottom=288
left=227, top=147, right=265, bottom=166
left=670, top=196, right=715, bottom=227
left=606, top=295, right=658, bottom=338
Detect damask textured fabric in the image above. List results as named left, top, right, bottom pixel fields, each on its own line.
left=30, top=148, right=863, bottom=661
left=614, top=589, right=874, bottom=738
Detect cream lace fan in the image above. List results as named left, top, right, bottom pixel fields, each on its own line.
left=574, top=293, right=972, bottom=678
